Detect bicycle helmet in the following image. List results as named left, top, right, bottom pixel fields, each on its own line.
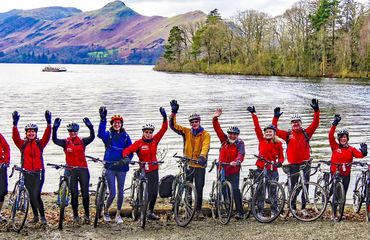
left=290, top=114, right=302, bottom=122
left=66, top=122, right=80, bottom=132
left=263, top=124, right=276, bottom=132
left=24, top=123, right=38, bottom=132
left=110, top=115, right=124, bottom=125
left=188, top=113, right=201, bottom=122
left=142, top=123, right=155, bottom=131
left=337, top=129, right=349, bottom=140
left=226, top=126, right=240, bottom=134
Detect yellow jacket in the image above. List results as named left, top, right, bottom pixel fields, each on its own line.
left=169, top=115, right=210, bottom=168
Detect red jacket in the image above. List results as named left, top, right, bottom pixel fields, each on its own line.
left=273, top=111, right=319, bottom=164
left=213, top=117, right=245, bottom=176
left=64, top=137, right=87, bottom=168
left=329, top=125, right=364, bottom=176
left=252, top=114, right=284, bottom=171
left=122, top=120, right=167, bottom=173
left=0, top=133, right=10, bottom=165
left=12, top=125, right=51, bottom=171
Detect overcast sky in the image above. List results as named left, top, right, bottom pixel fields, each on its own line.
left=0, top=0, right=368, bottom=18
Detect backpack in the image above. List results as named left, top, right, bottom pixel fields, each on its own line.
left=21, top=138, right=43, bottom=167
left=159, top=174, right=175, bottom=198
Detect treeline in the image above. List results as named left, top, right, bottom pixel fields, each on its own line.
left=155, top=0, right=370, bottom=78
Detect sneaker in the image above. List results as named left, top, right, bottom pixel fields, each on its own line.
left=300, top=209, right=309, bottom=217
left=147, top=211, right=160, bottom=220
left=235, top=213, right=245, bottom=220
left=73, top=216, right=81, bottom=223
left=84, top=216, right=90, bottom=224
left=195, top=210, right=205, bottom=220
left=116, top=215, right=123, bottom=224
left=104, top=213, right=111, bottom=223
left=40, top=217, right=47, bottom=225
left=32, top=216, right=39, bottom=223
left=0, top=214, right=6, bottom=223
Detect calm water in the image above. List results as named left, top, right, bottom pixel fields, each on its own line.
left=0, top=63, right=369, bottom=199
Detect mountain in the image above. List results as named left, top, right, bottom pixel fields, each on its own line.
left=0, top=1, right=206, bottom=64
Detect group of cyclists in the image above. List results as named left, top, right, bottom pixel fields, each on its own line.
left=0, top=98, right=368, bottom=227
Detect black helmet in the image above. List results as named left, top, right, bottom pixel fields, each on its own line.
left=67, top=122, right=80, bottom=132
left=337, top=129, right=349, bottom=140
left=227, top=126, right=240, bottom=134
left=263, top=124, right=276, bottom=132
left=25, top=123, right=38, bottom=132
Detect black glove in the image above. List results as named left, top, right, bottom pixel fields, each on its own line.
left=53, top=118, right=61, bottom=130
left=83, top=117, right=93, bottom=129
left=198, top=156, right=207, bottom=166
left=45, top=110, right=52, bottom=124
left=276, top=162, right=283, bottom=168
left=274, top=107, right=283, bottom=118
left=170, top=100, right=179, bottom=114
left=160, top=107, right=167, bottom=120
left=310, top=98, right=319, bottom=112
left=247, top=106, right=256, bottom=114
left=117, top=157, right=130, bottom=167
left=332, top=114, right=341, bottom=126
left=99, top=106, right=107, bottom=121
left=360, top=143, right=368, bottom=157
left=12, top=111, right=20, bottom=126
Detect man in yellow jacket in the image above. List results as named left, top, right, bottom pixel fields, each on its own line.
left=169, top=100, right=210, bottom=218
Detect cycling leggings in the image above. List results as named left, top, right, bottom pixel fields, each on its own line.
left=24, top=170, right=45, bottom=218
left=68, top=168, right=90, bottom=218
left=0, top=168, right=7, bottom=202
left=146, top=170, right=159, bottom=211
left=226, top=173, right=243, bottom=214
left=105, top=170, right=127, bottom=211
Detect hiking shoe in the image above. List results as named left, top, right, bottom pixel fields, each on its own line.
left=84, top=216, right=90, bottom=224
left=0, top=214, right=6, bottom=223
left=147, top=211, right=160, bottom=220
left=235, top=213, right=245, bottom=220
left=195, top=210, right=205, bottom=220
left=73, top=216, right=81, bottom=223
left=40, top=217, right=47, bottom=225
left=116, top=215, right=123, bottom=224
left=32, top=216, right=39, bottom=223
left=104, top=213, right=111, bottom=223
left=300, top=209, right=309, bottom=217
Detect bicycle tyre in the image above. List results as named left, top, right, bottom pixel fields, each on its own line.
left=289, top=181, right=327, bottom=222
left=94, top=181, right=106, bottom=228
left=139, top=181, right=148, bottom=228
left=174, top=182, right=197, bottom=227
left=279, top=182, right=290, bottom=219
left=251, top=180, right=285, bottom=223
left=11, top=188, right=29, bottom=233
left=365, top=183, right=370, bottom=222
left=332, top=181, right=345, bottom=222
left=58, top=181, right=68, bottom=230
left=241, top=180, right=253, bottom=219
left=131, top=180, right=139, bottom=221
left=217, top=181, right=233, bottom=225
left=314, top=177, right=329, bottom=212
left=209, top=181, right=218, bottom=219
left=353, top=176, right=363, bottom=213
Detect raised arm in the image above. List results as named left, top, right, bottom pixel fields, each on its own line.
left=272, top=107, right=288, bottom=142
left=247, top=106, right=264, bottom=141
left=12, top=111, right=23, bottom=149
left=305, top=99, right=320, bottom=137
left=97, top=106, right=109, bottom=142
left=39, top=110, right=52, bottom=148
left=329, top=114, right=340, bottom=150
left=153, top=107, right=168, bottom=143
left=82, top=117, right=95, bottom=146
left=52, top=118, right=66, bottom=148
left=212, top=108, right=227, bottom=143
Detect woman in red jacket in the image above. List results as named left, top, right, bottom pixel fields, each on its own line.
left=247, top=106, right=284, bottom=217
left=0, top=132, right=10, bottom=222
left=52, top=117, right=95, bottom=224
left=122, top=107, right=167, bottom=220
left=213, top=108, right=245, bottom=219
left=12, top=110, right=52, bottom=225
left=330, top=114, right=367, bottom=198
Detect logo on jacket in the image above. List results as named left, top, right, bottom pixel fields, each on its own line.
left=141, top=146, right=149, bottom=151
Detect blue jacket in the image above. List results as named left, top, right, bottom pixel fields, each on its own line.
left=98, top=120, right=132, bottom=172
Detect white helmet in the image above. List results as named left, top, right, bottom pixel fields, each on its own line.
left=142, top=123, right=155, bottom=131
left=289, top=114, right=302, bottom=122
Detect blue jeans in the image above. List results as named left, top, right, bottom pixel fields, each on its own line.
left=105, top=170, right=127, bottom=211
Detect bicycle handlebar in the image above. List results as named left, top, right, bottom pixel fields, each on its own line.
left=173, top=153, right=199, bottom=164
left=254, top=155, right=281, bottom=168
left=130, top=161, right=165, bottom=166
left=208, top=159, right=240, bottom=173
left=86, top=155, right=104, bottom=164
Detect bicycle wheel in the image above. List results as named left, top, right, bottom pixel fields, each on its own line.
left=173, top=182, right=197, bottom=227
left=209, top=181, right=218, bottom=219
left=332, top=181, right=345, bottom=222
left=314, top=176, right=329, bottom=212
left=279, top=182, right=289, bottom=218
left=289, top=182, right=327, bottom=222
left=58, top=181, right=68, bottom=230
left=131, top=180, right=139, bottom=221
left=353, top=176, right=363, bottom=213
left=251, top=180, right=285, bottom=223
left=217, top=181, right=233, bottom=225
left=11, top=188, right=29, bottom=233
left=139, top=181, right=148, bottom=228
left=241, top=180, right=253, bottom=219
left=94, top=181, right=106, bottom=228
left=365, top=183, right=370, bottom=222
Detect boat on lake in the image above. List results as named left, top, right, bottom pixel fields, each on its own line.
left=42, top=66, right=67, bottom=72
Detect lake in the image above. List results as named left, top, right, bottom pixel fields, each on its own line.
left=0, top=63, right=369, bottom=199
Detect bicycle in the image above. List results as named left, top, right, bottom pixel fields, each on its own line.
left=47, top=163, right=75, bottom=229
left=208, top=160, right=234, bottom=225
left=8, top=165, right=30, bottom=232
left=171, top=153, right=198, bottom=227
left=352, top=161, right=370, bottom=221
left=315, top=161, right=346, bottom=221
left=241, top=167, right=257, bottom=219
left=128, top=160, right=163, bottom=228
left=288, top=160, right=327, bottom=222
left=86, top=155, right=110, bottom=228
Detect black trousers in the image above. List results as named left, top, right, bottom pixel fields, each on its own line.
left=186, top=167, right=205, bottom=211
left=68, top=168, right=90, bottom=218
left=0, top=167, right=7, bottom=202
left=146, top=170, right=159, bottom=211
left=226, top=173, right=243, bottom=214
left=24, top=170, right=45, bottom=218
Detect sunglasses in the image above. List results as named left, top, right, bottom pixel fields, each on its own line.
left=190, top=120, right=199, bottom=124
left=144, top=130, right=153, bottom=134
